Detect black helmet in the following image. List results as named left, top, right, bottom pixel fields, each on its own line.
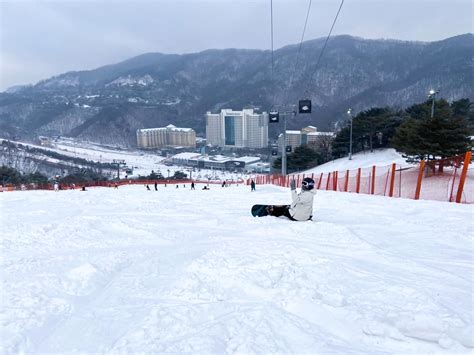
left=301, top=177, right=315, bottom=191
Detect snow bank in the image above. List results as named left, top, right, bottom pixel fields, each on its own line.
left=1, top=185, right=472, bottom=353
left=301, top=148, right=412, bottom=175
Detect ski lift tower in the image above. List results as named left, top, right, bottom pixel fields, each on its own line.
left=112, top=159, right=126, bottom=180
left=269, top=99, right=311, bottom=176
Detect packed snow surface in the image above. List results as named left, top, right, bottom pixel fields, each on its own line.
left=301, top=148, right=412, bottom=175
left=1, top=184, right=473, bottom=353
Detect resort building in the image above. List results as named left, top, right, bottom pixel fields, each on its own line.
left=137, top=124, right=196, bottom=149
left=205, top=109, right=268, bottom=149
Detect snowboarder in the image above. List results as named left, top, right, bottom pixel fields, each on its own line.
left=263, top=177, right=316, bottom=221
left=250, top=180, right=256, bottom=191
left=202, top=186, right=210, bottom=190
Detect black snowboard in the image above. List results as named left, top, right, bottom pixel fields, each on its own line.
left=251, top=204, right=271, bottom=217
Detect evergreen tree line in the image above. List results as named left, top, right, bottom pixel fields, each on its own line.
left=1, top=140, right=117, bottom=170
left=274, top=98, right=473, bottom=171
left=0, top=166, right=105, bottom=185
left=0, top=166, right=49, bottom=185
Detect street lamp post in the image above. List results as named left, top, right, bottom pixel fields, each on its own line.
left=347, top=108, right=353, bottom=160
left=428, top=89, right=439, bottom=118
left=281, top=108, right=296, bottom=176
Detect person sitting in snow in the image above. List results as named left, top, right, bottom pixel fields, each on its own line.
left=266, top=177, right=316, bottom=221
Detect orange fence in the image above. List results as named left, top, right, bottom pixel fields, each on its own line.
left=0, top=178, right=244, bottom=192
left=248, top=151, right=473, bottom=204
left=2, top=152, right=472, bottom=204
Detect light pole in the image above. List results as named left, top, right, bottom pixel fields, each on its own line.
left=428, top=89, right=439, bottom=118
left=347, top=108, right=353, bottom=160
left=281, top=108, right=296, bottom=176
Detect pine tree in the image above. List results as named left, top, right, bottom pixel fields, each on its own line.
left=391, top=99, right=472, bottom=163
left=272, top=145, right=320, bottom=172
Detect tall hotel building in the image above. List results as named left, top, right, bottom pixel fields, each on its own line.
left=137, top=124, right=196, bottom=149
left=206, top=109, right=268, bottom=149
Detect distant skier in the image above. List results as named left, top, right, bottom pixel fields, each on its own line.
left=154, top=182, right=158, bottom=191
left=202, top=186, right=210, bottom=190
left=53, top=182, right=59, bottom=192
left=262, top=178, right=316, bottom=221
left=250, top=180, right=256, bottom=191
left=191, top=182, right=195, bottom=190
left=146, top=184, right=151, bottom=190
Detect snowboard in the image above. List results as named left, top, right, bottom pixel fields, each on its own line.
left=251, top=204, right=288, bottom=217
left=251, top=204, right=271, bottom=217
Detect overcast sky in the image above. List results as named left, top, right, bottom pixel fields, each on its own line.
left=1, top=0, right=472, bottom=91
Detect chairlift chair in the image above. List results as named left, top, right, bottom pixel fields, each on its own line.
left=298, top=99, right=312, bottom=114
left=269, top=111, right=279, bottom=123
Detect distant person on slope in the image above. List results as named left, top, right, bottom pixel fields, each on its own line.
left=266, top=177, right=316, bottom=221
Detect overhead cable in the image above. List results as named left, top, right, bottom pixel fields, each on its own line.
left=303, top=0, right=345, bottom=96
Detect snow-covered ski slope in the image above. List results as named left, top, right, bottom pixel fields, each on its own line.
left=1, top=184, right=472, bottom=353
left=301, top=148, right=412, bottom=175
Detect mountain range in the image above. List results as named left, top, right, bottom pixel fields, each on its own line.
left=1, top=33, right=472, bottom=147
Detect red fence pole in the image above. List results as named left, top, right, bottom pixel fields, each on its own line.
left=356, top=168, right=361, bottom=193
left=326, top=172, right=331, bottom=190
left=371, top=166, right=376, bottom=194
left=317, top=172, right=323, bottom=189
left=344, top=170, right=349, bottom=192
left=333, top=171, right=338, bottom=191
left=415, top=160, right=426, bottom=200
left=389, top=163, right=396, bottom=197
left=456, top=151, right=472, bottom=203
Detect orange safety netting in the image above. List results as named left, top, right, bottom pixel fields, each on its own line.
left=248, top=151, right=473, bottom=204
left=2, top=152, right=472, bottom=204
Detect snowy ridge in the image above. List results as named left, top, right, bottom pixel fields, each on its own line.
left=1, top=184, right=472, bottom=353
left=300, top=148, right=413, bottom=175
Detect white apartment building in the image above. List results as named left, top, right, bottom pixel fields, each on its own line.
left=137, top=124, right=196, bottom=149
left=206, top=109, right=268, bottom=149
left=278, top=126, right=334, bottom=151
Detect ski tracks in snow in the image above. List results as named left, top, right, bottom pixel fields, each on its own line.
left=1, top=185, right=472, bottom=353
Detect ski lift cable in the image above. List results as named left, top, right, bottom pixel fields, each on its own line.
left=270, top=0, right=275, bottom=109
left=281, top=0, right=313, bottom=110
left=303, top=0, right=345, bottom=97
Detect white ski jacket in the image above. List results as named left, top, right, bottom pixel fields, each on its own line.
left=289, top=189, right=316, bottom=221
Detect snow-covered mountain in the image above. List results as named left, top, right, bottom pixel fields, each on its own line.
left=1, top=34, right=472, bottom=146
